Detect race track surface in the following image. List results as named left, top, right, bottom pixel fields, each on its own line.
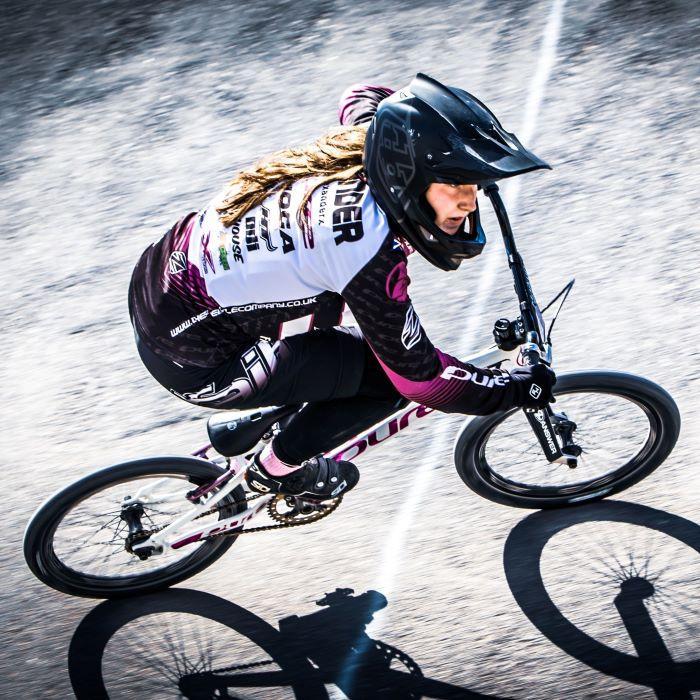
left=2, top=0, right=699, bottom=697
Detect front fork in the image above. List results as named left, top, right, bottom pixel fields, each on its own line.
left=520, top=335, right=580, bottom=468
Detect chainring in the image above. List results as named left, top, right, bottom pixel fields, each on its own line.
left=152, top=487, right=343, bottom=540
left=267, top=493, right=343, bottom=525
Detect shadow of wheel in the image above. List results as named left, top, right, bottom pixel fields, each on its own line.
left=69, top=588, right=328, bottom=699
left=503, top=500, right=700, bottom=691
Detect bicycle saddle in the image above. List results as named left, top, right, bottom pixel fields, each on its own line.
left=206, top=405, right=300, bottom=457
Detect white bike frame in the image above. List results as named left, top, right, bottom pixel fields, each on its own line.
left=127, top=343, right=520, bottom=555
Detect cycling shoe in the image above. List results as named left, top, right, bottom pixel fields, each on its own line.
left=246, top=455, right=359, bottom=499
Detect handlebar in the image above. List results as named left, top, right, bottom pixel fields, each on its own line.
left=483, top=183, right=549, bottom=363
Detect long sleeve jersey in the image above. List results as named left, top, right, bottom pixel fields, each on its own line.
left=128, top=175, right=513, bottom=414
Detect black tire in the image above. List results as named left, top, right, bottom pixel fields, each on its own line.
left=453, top=371, right=681, bottom=509
left=24, top=457, right=247, bottom=598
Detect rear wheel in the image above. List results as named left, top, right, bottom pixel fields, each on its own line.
left=454, top=371, right=680, bottom=509
left=24, top=457, right=246, bottom=598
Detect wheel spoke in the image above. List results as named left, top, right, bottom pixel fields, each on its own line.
left=48, top=473, right=235, bottom=580
left=25, top=459, right=249, bottom=597
left=457, top=377, right=677, bottom=505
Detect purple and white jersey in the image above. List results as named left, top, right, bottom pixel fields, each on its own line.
left=130, top=174, right=512, bottom=415
left=129, top=176, right=392, bottom=368
left=191, top=177, right=389, bottom=308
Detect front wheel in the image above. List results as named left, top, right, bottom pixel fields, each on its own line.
left=24, top=457, right=247, bottom=598
left=454, top=371, right=680, bottom=509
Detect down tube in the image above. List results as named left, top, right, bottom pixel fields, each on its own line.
left=326, top=402, right=436, bottom=462
left=325, top=344, right=513, bottom=462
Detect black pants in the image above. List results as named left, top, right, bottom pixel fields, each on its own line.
left=136, top=327, right=406, bottom=463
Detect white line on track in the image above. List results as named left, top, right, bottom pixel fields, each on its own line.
left=364, top=0, right=566, bottom=642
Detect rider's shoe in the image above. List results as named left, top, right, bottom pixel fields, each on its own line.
left=246, top=455, right=359, bottom=499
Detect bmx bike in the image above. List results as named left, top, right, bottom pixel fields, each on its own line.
left=24, top=183, right=680, bottom=598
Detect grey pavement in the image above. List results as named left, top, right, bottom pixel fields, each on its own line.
left=2, top=0, right=699, bottom=697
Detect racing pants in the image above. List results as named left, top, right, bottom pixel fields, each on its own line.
left=135, top=326, right=407, bottom=464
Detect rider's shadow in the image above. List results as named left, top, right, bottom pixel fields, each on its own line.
left=69, top=586, right=508, bottom=699
left=503, top=500, right=700, bottom=700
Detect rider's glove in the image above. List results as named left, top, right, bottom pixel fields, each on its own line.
left=508, top=364, right=557, bottom=410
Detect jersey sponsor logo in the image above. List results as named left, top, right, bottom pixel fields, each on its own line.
left=221, top=297, right=318, bottom=314
left=169, top=298, right=318, bottom=337
left=168, top=250, right=187, bottom=274
left=440, top=366, right=509, bottom=388
left=218, top=247, right=230, bottom=270
left=317, top=184, right=330, bottom=225
left=386, top=261, right=410, bottom=302
left=259, top=205, right=277, bottom=252
left=401, top=305, right=422, bottom=350
left=200, top=232, right=216, bottom=274
left=333, top=179, right=366, bottom=245
left=217, top=231, right=230, bottom=270
left=392, top=236, right=414, bottom=256
left=170, top=310, right=210, bottom=337
left=219, top=246, right=231, bottom=270
left=278, top=188, right=295, bottom=254
left=245, top=216, right=259, bottom=251
left=230, top=222, right=244, bottom=263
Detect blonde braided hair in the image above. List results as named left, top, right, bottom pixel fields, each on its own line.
left=216, top=124, right=368, bottom=228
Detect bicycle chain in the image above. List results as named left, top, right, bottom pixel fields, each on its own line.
left=191, top=491, right=342, bottom=535
left=136, top=488, right=341, bottom=540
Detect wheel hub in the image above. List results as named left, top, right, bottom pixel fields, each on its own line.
left=124, top=530, right=156, bottom=560
left=120, top=502, right=156, bottom=560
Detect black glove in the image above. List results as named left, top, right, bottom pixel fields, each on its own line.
left=508, top=364, right=557, bottom=409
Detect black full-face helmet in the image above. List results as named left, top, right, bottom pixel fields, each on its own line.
left=363, top=72, right=551, bottom=270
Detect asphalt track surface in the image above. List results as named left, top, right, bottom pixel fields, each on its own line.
left=2, top=0, right=700, bottom=697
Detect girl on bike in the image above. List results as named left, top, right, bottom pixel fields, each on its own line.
left=128, top=73, right=556, bottom=501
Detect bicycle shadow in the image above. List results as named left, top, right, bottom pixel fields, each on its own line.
left=503, top=500, right=700, bottom=699
left=68, top=586, right=509, bottom=699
